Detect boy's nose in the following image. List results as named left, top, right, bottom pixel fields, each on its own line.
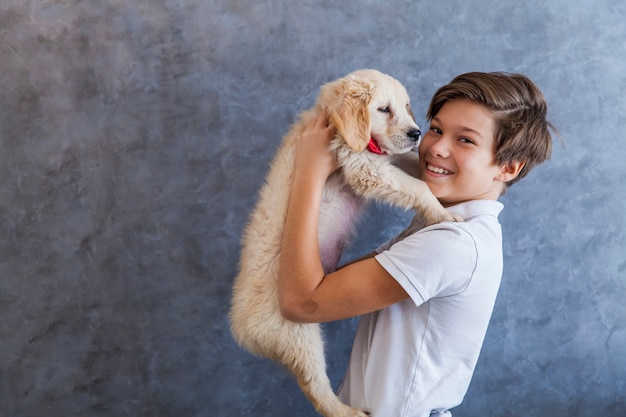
left=429, top=137, right=450, bottom=157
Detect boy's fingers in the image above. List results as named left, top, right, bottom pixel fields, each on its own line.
left=317, top=109, right=329, bottom=127
left=304, top=113, right=323, bottom=133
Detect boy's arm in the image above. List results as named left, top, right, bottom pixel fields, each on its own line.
left=277, top=112, right=409, bottom=323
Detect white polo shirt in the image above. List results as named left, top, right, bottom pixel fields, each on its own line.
left=338, top=200, right=504, bottom=417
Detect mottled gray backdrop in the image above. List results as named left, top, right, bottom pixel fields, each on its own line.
left=1, top=0, right=625, bottom=416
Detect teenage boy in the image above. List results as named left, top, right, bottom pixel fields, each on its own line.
left=278, top=72, right=557, bottom=417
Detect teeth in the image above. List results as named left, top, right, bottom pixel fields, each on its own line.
left=427, top=164, right=452, bottom=175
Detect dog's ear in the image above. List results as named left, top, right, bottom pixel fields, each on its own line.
left=324, top=77, right=372, bottom=152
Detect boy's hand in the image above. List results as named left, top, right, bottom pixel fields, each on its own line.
left=294, top=110, right=338, bottom=183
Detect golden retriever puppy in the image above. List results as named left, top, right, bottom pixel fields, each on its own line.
left=230, top=69, right=458, bottom=416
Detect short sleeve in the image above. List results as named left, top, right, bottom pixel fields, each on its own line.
left=375, top=213, right=427, bottom=253
left=374, top=224, right=478, bottom=304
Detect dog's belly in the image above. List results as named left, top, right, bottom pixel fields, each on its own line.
left=318, top=175, right=363, bottom=274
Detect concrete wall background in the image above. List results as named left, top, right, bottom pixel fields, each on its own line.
left=1, top=0, right=625, bottom=416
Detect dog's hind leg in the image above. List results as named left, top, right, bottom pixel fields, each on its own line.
left=281, top=324, right=368, bottom=417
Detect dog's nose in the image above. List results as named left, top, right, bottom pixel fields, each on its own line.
left=407, top=129, right=421, bottom=142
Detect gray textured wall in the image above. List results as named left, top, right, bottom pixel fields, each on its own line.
left=1, top=0, right=625, bottom=416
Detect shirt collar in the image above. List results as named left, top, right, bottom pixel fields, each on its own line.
left=446, top=200, right=504, bottom=221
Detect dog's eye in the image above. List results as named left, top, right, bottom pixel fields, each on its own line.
left=378, top=106, right=390, bottom=113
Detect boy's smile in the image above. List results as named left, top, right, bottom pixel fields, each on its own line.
left=419, top=99, right=517, bottom=207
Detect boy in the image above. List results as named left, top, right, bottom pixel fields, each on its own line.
left=278, top=72, right=557, bottom=416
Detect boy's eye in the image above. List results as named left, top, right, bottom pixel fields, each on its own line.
left=378, top=106, right=390, bottom=113
left=459, top=137, right=475, bottom=144
left=430, top=127, right=442, bottom=135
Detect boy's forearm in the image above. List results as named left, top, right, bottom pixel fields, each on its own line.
left=278, top=172, right=327, bottom=318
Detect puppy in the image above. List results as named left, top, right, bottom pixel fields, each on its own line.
left=230, top=69, right=459, bottom=416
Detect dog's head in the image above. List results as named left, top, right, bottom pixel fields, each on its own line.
left=319, top=69, right=420, bottom=155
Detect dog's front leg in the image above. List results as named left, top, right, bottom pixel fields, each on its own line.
left=391, top=151, right=422, bottom=179
left=347, top=159, right=462, bottom=225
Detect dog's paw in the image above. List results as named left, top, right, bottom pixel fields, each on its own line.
left=327, top=404, right=369, bottom=417
left=345, top=409, right=370, bottom=417
left=423, top=209, right=463, bottom=225
left=450, top=213, right=464, bottom=222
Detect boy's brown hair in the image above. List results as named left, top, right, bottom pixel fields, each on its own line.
left=427, top=72, right=559, bottom=189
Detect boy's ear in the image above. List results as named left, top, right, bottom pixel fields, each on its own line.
left=496, top=160, right=526, bottom=183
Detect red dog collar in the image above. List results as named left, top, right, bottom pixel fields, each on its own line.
left=367, top=138, right=386, bottom=155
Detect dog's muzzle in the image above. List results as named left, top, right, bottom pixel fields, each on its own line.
left=407, top=129, right=421, bottom=142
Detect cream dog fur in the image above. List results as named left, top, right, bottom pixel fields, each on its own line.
left=230, top=69, right=458, bottom=416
